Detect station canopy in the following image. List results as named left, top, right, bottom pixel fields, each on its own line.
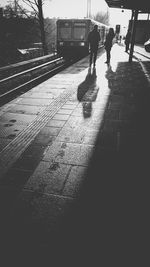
left=105, top=0, right=150, bottom=13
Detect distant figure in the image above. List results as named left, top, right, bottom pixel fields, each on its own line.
left=119, top=35, right=122, bottom=43
left=125, top=30, right=131, bottom=52
left=87, top=25, right=101, bottom=68
left=104, top=27, right=115, bottom=64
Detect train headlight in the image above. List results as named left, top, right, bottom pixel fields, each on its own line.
left=79, top=42, right=85, bottom=46
left=59, top=42, right=64, bottom=46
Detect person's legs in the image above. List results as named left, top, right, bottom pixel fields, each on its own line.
left=105, top=49, right=110, bottom=63
left=89, top=50, right=93, bottom=66
left=93, top=50, right=98, bottom=67
left=107, top=49, right=110, bottom=63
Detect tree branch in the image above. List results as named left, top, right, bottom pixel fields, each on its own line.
left=22, top=0, right=38, bottom=16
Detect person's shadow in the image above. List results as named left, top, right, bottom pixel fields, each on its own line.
left=105, top=63, right=116, bottom=79
left=77, top=67, right=99, bottom=118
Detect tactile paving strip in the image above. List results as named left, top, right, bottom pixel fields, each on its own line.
left=0, top=76, right=82, bottom=178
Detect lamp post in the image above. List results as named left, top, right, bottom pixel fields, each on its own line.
left=87, top=0, right=91, bottom=18
left=14, top=0, right=18, bottom=16
left=129, top=9, right=138, bottom=62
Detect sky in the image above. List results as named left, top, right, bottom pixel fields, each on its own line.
left=43, top=0, right=108, bottom=18
left=1, top=0, right=148, bottom=30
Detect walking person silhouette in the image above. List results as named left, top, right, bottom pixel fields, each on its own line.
left=104, top=27, right=115, bottom=64
left=87, top=25, right=101, bottom=68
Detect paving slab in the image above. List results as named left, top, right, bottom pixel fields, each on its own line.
left=5, top=105, right=45, bottom=115
left=24, top=161, right=71, bottom=195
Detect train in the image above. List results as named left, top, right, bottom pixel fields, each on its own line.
left=56, top=18, right=109, bottom=59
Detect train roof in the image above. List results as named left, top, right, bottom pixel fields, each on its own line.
left=56, top=18, right=109, bottom=27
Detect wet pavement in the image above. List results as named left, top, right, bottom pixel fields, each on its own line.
left=0, top=44, right=150, bottom=266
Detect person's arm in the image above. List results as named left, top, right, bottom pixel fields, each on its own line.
left=99, top=32, right=101, bottom=42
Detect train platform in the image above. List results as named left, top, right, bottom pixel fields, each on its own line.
left=0, top=43, right=150, bottom=266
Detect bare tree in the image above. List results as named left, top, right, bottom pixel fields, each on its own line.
left=92, top=9, right=110, bottom=25
left=44, top=17, right=57, bottom=53
left=3, top=1, right=32, bottom=18
left=22, top=0, right=49, bottom=54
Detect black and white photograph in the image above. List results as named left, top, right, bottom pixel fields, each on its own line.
left=0, top=0, right=150, bottom=266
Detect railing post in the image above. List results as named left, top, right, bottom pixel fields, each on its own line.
left=129, top=9, right=138, bottom=63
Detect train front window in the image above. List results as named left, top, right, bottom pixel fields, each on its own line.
left=74, top=28, right=86, bottom=40
left=60, top=27, right=71, bottom=40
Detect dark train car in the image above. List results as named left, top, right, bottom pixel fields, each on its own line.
left=56, top=18, right=109, bottom=58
